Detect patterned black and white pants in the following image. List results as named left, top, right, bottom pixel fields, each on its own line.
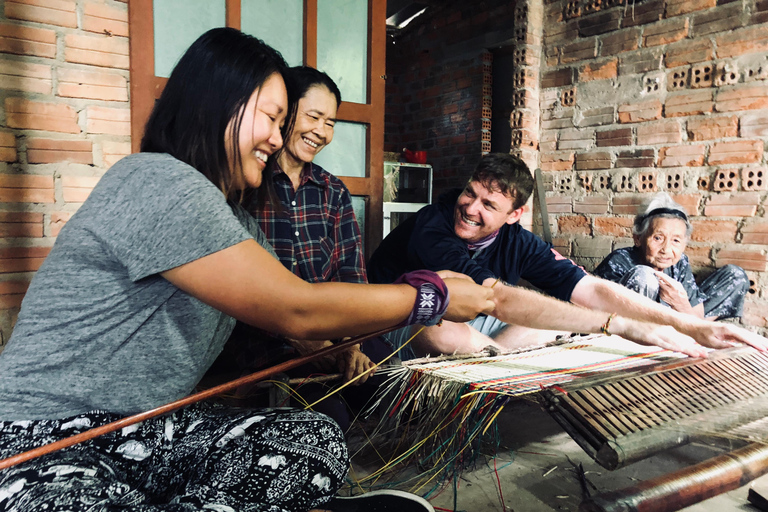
left=619, top=264, right=749, bottom=319
left=0, top=403, right=347, bottom=512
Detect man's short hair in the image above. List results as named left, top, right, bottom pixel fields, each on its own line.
left=470, top=153, right=534, bottom=211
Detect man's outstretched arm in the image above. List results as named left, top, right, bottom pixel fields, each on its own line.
left=486, top=279, right=708, bottom=357
left=569, top=275, right=768, bottom=352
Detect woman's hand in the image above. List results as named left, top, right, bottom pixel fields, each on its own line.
left=336, top=344, right=376, bottom=384
left=441, top=278, right=495, bottom=322
left=655, top=271, right=692, bottom=312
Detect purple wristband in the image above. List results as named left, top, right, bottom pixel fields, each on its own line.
left=393, top=270, right=450, bottom=326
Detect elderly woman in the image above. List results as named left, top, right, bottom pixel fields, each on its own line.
left=594, top=193, right=748, bottom=321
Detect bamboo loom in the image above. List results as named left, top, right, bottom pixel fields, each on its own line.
left=362, top=336, right=768, bottom=511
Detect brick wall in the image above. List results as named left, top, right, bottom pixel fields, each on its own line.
left=385, top=0, right=523, bottom=199
left=539, top=0, right=768, bottom=332
left=0, top=0, right=130, bottom=345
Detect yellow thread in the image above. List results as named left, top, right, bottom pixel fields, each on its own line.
left=304, top=326, right=425, bottom=411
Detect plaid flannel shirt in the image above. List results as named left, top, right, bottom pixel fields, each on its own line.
left=253, top=162, right=367, bottom=284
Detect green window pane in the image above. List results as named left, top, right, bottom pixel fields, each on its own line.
left=241, top=0, right=303, bottom=67
left=317, top=0, right=368, bottom=104
left=313, top=121, right=367, bottom=178
left=350, top=195, right=366, bottom=248
left=153, top=0, right=225, bottom=78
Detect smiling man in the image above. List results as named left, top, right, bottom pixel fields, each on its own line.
left=368, top=153, right=768, bottom=359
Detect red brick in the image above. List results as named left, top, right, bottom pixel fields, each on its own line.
left=742, top=220, right=768, bottom=245
left=558, top=128, right=594, bottom=150
left=665, top=90, right=713, bottom=117
left=0, top=279, right=30, bottom=309
left=705, top=192, right=761, bottom=217
left=637, top=120, right=683, bottom=145
left=0, top=131, right=16, bottom=163
left=621, top=0, right=665, bottom=27
left=0, top=173, right=54, bottom=203
left=672, top=193, right=702, bottom=216
left=540, top=151, right=575, bottom=172
left=57, top=67, right=128, bottom=101
left=594, top=216, right=633, bottom=237
left=575, top=151, right=611, bottom=170
left=50, top=211, right=71, bottom=236
left=715, top=86, right=768, bottom=112
left=716, top=247, right=767, bottom=271
left=6, top=97, right=79, bottom=134
left=741, top=112, right=768, bottom=138
left=5, top=0, right=77, bottom=28
left=666, top=0, right=716, bottom=16
left=600, top=28, right=640, bottom=56
left=101, top=140, right=130, bottom=168
left=558, top=215, right=592, bottom=235
left=82, top=0, right=128, bottom=37
left=86, top=106, right=129, bottom=136
left=716, top=26, right=768, bottom=58
left=546, top=196, right=573, bottom=213
left=659, top=144, right=706, bottom=167
left=64, top=33, right=129, bottom=69
left=618, top=49, right=663, bottom=75
left=618, top=99, right=662, bottom=123
left=692, top=4, right=742, bottom=37
left=613, top=195, right=646, bottom=215
left=686, top=116, right=738, bottom=141
left=561, top=39, right=597, bottom=63
left=0, top=58, right=51, bottom=95
left=616, top=149, right=655, bottom=168
left=0, top=22, right=56, bottom=58
left=578, top=59, right=617, bottom=82
left=690, top=219, right=738, bottom=242
left=665, top=39, right=714, bottom=68
left=578, top=10, right=622, bottom=37
left=574, top=196, right=609, bottom=214
left=0, top=245, right=51, bottom=274
left=27, top=138, right=93, bottom=164
left=0, top=211, right=43, bottom=237
left=62, top=175, right=100, bottom=202
left=742, top=167, right=767, bottom=191
left=542, top=68, right=573, bottom=88
left=709, top=140, right=763, bottom=166
left=596, top=127, right=632, bottom=147
left=643, top=18, right=689, bottom=47
left=685, top=245, right=712, bottom=267
left=578, top=107, right=615, bottom=127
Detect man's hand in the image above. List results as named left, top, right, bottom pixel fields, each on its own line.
left=610, top=316, right=708, bottom=357
left=686, top=322, right=768, bottom=352
left=442, top=277, right=496, bottom=322
left=654, top=271, right=692, bottom=313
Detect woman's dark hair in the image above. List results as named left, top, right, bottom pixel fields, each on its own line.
left=141, top=27, right=295, bottom=205
left=283, top=66, right=342, bottom=108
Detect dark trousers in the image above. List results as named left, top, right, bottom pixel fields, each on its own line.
left=0, top=403, right=347, bottom=512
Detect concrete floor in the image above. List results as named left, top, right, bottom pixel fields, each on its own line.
left=348, top=400, right=766, bottom=512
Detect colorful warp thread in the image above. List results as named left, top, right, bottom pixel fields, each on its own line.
left=358, top=334, right=685, bottom=487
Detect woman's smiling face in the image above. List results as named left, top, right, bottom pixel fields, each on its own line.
left=226, top=72, right=288, bottom=190
left=284, top=84, right=338, bottom=165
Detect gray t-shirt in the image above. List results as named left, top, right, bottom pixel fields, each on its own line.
left=0, top=153, right=275, bottom=420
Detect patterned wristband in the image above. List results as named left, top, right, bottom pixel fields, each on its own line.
left=393, top=270, right=450, bottom=327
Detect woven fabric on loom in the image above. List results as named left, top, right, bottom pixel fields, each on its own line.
left=355, top=335, right=690, bottom=489
left=398, top=334, right=686, bottom=397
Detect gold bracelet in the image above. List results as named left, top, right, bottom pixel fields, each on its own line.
left=601, top=313, right=617, bottom=336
